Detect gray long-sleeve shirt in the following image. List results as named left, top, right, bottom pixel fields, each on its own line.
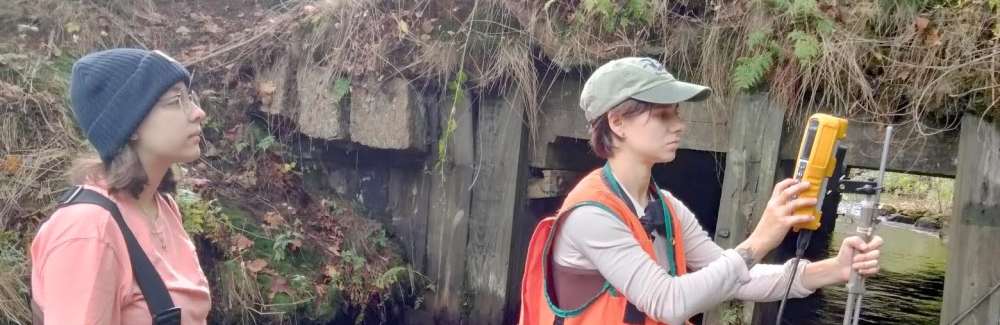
left=552, top=185, right=815, bottom=324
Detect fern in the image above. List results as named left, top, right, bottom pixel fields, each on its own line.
left=771, top=0, right=791, bottom=11
left=788, top=30, right=821, bottom=67
left=330, top=76, right=350, bottom=102
left=732, top=52, right=774, bottom=91
left=747, top=27, right=774, bottom=48
left=814, top=16, right=834, bottom=35
left=790, top=0, right=818, bottom=18
left=374, top=266, right=407, bottom=289
left=624, top=0, right=653, bottom=25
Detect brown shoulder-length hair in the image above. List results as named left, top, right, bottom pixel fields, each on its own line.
left=588, top=99, right=658, bottom=159
left=68, top=144, right=177, bottom=199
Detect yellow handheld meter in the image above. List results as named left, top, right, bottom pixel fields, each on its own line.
left=791, top=113, right=848, bottom=232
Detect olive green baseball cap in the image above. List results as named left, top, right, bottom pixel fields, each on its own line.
left=580, top=57, right=712, bottom=121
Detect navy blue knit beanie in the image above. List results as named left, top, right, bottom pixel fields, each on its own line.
left=69, top=48, right=192, bottom=163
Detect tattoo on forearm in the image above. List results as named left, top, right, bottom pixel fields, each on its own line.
left=737, top=247, right=757, bottom=269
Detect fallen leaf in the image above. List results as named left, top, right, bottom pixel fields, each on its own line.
left=925, top=28, right=943, bottom=47
left=65, top=22, right=81, bottom=34
left=421, top=20, right=433, bottom=34
left=835, top=6, right=848, bottom=23
left=187, top=177, right=212, bottom=189
left=915, top=17, right=930, bottom=32
left=234, top=234, right=254, bottom=251
left=190, top=13, right=213, bottom=22
left=324, top=264, right=340, bottom=278
left=2, top=155, right=21, bottom=174
left=203, top=142, right=219, bottom=157
left=270, top=277, right=290, bottom=299
left=176, top=26, right=191, bottom=35
left=397, top=19, right=410, bottom=35
left=303, top=5, right=317, bottom=14
left=247, top=259, right=268, bottom=273
left=258, top=81, right=276, bottom=105
left=421, top=34, right=431, bottom=41
left=327, top=245, right=341, bottom=256
left=264, top=211, right=285, bottom=228
left=204, top=22, right=224, bottom=35
left=291, top=238, right=303, bottom=251
left=236, top=170, right=257, bottom=188
left=415, top=11, right=423, bottom=18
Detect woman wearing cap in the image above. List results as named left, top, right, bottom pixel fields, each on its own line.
left=30, top=48, right=211, bottom=324
left=518, top=57, right=884, bottom=325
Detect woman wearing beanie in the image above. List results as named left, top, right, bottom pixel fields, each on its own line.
left=30, top=48, right=211, bottom=324
left=518, top=57, right=884, bottom=325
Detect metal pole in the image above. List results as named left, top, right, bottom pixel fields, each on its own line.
left=843, top=124, right=893, bottom=325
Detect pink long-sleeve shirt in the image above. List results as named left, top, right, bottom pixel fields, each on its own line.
left=30, top=183, right=211, bottom=325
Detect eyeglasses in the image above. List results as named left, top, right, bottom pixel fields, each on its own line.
left=156, top=88, right=201, bottom=115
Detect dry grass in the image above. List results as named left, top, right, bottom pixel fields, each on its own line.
left=0, top=54, right=81, bottom=231
left=0, top=239, right=30, bottom=325
left=212, top=259, right=265, bottom=325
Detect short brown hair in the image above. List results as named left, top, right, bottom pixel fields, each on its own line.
left=588, top=99, right=658, bottom=158
left=68, top=145, right=177, bottom=199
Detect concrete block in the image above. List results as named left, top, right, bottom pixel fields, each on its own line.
left=350, top=78, right=427, bottom=152
left=295, top=62, right=349, bottom=140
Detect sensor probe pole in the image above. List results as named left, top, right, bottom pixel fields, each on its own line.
left=842, top=124, right=894, bottom=325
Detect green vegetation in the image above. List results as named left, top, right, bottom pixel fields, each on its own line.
left=851, top=169, right=955, bottom=217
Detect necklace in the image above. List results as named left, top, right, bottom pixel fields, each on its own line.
left=140, top=202, right=167, bottom=250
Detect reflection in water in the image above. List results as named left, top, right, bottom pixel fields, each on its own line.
left=781, top=217, right=947, bottom=325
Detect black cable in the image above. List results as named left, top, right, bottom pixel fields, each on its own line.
left=776, top=229, right=813, bottom=325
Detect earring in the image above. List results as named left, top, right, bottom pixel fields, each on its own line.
left=130, top=134, right=139, bottom=141
left=619, top=132, right=625, bottom=138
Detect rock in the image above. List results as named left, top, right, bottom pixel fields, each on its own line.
left=915, top=216, right=941, bottom=230
left=879, top=204, right=898, bottom=216
left=887, top=213, right=916, bottom=224
left=909, top=209, right=929, bottom=219
left=295, top=61, right=349, bottom=140
left=350, top=77, right=428, bottom=152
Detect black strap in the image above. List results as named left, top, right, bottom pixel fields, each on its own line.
left=599, top=170, right=665, bottom=242
left=56, top=186, right=182, bottom=325
left=553, top=316, right=565, bottom=325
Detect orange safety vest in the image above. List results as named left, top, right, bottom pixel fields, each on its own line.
left=519, top=165, right=690, bottom=325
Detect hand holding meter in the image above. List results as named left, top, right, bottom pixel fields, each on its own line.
left=790, top=114, right=849, bottom=232
left=775, top=113, right=849, bottom=324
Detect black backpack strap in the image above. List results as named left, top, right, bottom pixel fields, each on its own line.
left=56, top=186, right=182, bottom=325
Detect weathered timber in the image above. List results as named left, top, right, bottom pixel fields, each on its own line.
left=425, top=90, right=475, bottom=323
left=702, top=93, right=785, bottom=325
left=940, top=114, right=1000, bottom=325
left=530, top=78, right=729, bottom=169
left=780, top=119, right=959, bottom=177
left=466, top=94, right=531, bottom=324
left=387, top=166, right=431, bottom=271
left=526, top=170, right=583, bottom=199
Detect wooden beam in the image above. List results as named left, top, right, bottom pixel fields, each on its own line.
left=940, top=114, right=1000, bottom=325
left=387, top=167, right=431, bottom=272
left=703, top=93, right=785, bottom=325
left=531, top=77, right=730, bottom=169
left=780, top=119, right=959, bottom=177
left=527, top=170, right=583, bottom=199
left=465, top=94, right=531, bottom=324
left=425, top=90, right=475, bottom=323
